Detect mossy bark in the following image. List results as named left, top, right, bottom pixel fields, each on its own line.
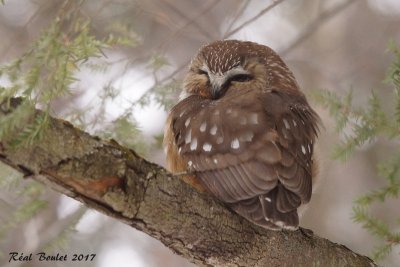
left=0, top=100, right=376, bottom=267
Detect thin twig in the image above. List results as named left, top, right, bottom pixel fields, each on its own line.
left=158, top=0, right=222, bottom=52
left=124, top=58, right=190, bottom=113
left=122, top=0, right=358, bottom=118
left=0, top=1, right=49, bottom=58
left=162, top=0, right=215, bottom=40
left=132, top=0, right=287, bottom=106
left=224, top=0, right=286, bottom=38
left=280, top=0, right=358, bottom=55
left=223, top=0, right=252, bottom=37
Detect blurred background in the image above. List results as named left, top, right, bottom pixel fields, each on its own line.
left=0, top=0, right=400, bottom=266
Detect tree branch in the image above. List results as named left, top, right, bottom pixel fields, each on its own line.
left=223, top=0, right=286, bottom=38
left=280, top=0, right=358, bottom=56
left=0, top=100, right=376, bottom=267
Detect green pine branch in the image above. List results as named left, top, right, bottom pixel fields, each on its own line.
left=311, top=41, right=400, bottom=262
left=0, top=1, right=143, bottom=259
left=0, top=1, right=138, bottom=149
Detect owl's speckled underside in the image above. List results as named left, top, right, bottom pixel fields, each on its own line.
left=164, top=40, right=320, bottom=230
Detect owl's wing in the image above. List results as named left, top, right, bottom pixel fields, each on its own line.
left=170, top=89, right=319, bottom=229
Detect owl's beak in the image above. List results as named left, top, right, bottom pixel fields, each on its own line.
left=209, top=74, right=228, bottom=99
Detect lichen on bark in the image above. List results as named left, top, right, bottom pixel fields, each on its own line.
left=0, top=101, right=376, bottom=267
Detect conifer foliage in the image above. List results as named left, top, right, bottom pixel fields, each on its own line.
left=312, top=41, right=400, bottom=261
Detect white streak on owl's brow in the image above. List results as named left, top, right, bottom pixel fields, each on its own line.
left=308, top=144, right=311, bottom=153
left=203, top=143, right=212, bottom=152
left=231, top=138, right=240, bottom=149
left=210, top=125, right=217, bottom=135
left=190, top=138, right=198, bottom=151
left=268, top=62, right=279, bottom=67
left=200, top=122, right=207, bottom=132
left=185, top=129, right=192, bottom=144
left=275, top=72, right=285, bottom=79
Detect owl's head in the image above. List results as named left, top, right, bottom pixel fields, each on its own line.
left=181, top=40, right=299, bottom=100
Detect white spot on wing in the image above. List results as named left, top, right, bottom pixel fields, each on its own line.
left=210, top=125, right=217, bottom=135
left=188, top=161, right=193, bottom=167
left=249, top=113, right=259, bottom=124
left=231, top=138, right=240, bottom=149
left=185, top=129, right=192, bottom=144
left=185, top=117, right=191, bottom=127
left=283, top=119, right=290, bottom=129
left=301, top=145, right=306, bottom=154
left=292, top=119, right=297, bottom=127
left=203, top=143, right=212, bottom=152
left=216, top=136, right=224, bottom=144
left=240, top=132, right=254, bottom=142
left=275, top=221, right=298, bottom=230
left=265, top=197, right=271, bottom=202
left=200, top=122, right=207, bottom=132
left=213, top=158, right=218, bottom=164
left=282, top=128, right=288, bottom=139
left=190, top=138, right=198, bottom=151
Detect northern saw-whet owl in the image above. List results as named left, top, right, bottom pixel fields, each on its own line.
left=164, top=40, right=320, bottom=230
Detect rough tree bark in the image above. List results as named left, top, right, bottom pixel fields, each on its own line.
left=0, top=99, right=376, bottom=267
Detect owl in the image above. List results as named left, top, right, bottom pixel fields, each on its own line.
left=164, top=40, right=319, bottom=230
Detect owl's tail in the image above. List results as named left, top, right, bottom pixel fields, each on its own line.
left=229, top=183, right=300, bottom=230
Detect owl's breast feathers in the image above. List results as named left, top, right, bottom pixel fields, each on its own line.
left=164, top=88, right=319, bottom=230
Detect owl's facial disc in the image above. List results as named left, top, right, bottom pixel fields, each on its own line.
left=200, top=65, right=252, bottom=99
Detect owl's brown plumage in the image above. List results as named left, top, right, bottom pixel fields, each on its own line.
left=164, top=40, right=320, bottom=230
